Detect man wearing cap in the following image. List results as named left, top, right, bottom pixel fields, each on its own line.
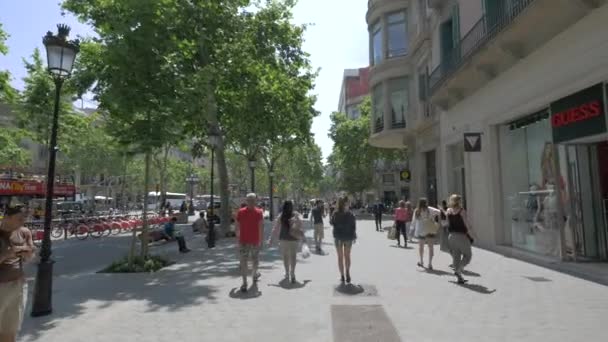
left=0, top=204, right=35, bottom=342
left=235, top=193, right=264, bottom=292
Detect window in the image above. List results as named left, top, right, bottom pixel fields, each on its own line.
left=418, top=67, right=428, bottom=101
left=348, top=106, right=361, bottom=120
left=387, top=12, right=408, bottom=58
left=383, top=174, right=395, bottom=184
left=372, top=85, right=384, bottom=131
left=388, top=77, right=408, bottom=128
left=371, top=21, right=383, bottom=65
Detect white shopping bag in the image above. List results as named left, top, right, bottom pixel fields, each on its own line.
left=300, top=243, right=311, bottom=259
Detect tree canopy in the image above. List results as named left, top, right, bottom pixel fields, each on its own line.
left=328, top=97, right=404, bottom=196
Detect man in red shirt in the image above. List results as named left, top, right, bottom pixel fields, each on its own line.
left=236, top=193, right=264, bottom=292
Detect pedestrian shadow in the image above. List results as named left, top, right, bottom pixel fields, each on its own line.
left=462, top=270, right=481, bottom=277
left=389, top=245, right=414, bottom=250
left=449, top=281, right=496, bottom=294
left=335, top=283, right=365, bottom=295
left=229, top=284, right=262, bottom=300
left=268, top=278, right=311, bottom=290
left=424, top=268, right=452, bottom=276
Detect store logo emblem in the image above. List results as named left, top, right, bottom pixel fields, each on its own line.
left=464, top=133, right=482, bottom=152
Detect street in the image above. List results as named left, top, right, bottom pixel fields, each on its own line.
left=18, top=218, right=608, bottom=342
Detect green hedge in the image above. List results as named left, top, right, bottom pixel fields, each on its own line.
left=100, top=255, right=173, bottom=273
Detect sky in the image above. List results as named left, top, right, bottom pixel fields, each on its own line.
left=0, top=0, right=370, bottom=162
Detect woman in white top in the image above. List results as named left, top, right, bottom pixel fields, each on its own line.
left=412, top=198, right=441, bottom=270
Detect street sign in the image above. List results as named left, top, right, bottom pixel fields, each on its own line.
left=464, top=133, right=482, bottom=152
left=399, top=169, right=411, bottom=182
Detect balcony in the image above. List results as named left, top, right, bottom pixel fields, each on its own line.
left=428, top=0, right=604, bottom=109
left=370, top=113, right=410, bottom=149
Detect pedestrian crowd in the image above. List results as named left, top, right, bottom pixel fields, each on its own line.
left=0, top=189, right=474, bottom=340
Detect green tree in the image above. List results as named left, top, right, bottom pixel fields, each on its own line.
left=0, top=22, right=17, bottom=103
left=328, top=97, right=403, bottom=199
left=0, top=129, right=31, bottom=168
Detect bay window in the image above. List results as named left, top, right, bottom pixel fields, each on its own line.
left=387, top=11, right=408, bottom=58
left=389, top=77, right=408, bottom=129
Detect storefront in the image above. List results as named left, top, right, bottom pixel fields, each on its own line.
left=498, top=83, right=608, bottom=260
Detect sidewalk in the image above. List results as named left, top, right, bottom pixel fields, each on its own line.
left=19, top=219, right=608, bottom=342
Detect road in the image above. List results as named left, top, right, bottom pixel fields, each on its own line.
left=18, top=218, right=608, bottom=342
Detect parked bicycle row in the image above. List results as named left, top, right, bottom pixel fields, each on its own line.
left=26, top=213, right=173, bottom=245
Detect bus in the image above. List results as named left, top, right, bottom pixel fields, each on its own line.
left=147, top=192, right=187, bottom=209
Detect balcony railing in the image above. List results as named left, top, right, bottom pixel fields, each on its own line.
left=374, top=117, right=384, bottom=133
left=428, top=0, right=535, bottom=94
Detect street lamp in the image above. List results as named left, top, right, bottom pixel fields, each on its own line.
left=186, top=173, right=199, bottom=216
left=268, top=169, right=275, bottom=221
left=248, top=159, right=256, bottom=192
left=207, top=131, right=221, bottom=248
left=31, top=24, right=79, bottom=317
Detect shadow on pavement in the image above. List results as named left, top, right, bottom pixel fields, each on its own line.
left=229, top=283, right=262, bottom=299
left=425, top=268, right=453, bottom=276
left=449, top=281, right=496, bottom=294
left=20, top=223, right=284, bottom=341
left=268, top=278, right=311, bottom=290
left=462, top=270, right=481, bottom=277
left=389, top=245, right=414, bottom=250
left=335, top=284, right=365, bottom=295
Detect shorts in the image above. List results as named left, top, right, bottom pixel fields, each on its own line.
left=334, top=239, right=353, bottom=248
left=239, top=244, right=260, bottom=259
left=0, top=279, right=26, bottom=334
left=417, top=233, right=437, bottom=240
left=314, top=223, right=324, bottom=239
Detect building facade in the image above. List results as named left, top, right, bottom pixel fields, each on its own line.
left=366, top=0, right=440, bottom=206
left=426, top=0, right=608, bottom=261
left=338, top=66, right=407, bottom=204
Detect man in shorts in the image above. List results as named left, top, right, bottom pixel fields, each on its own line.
left=310, top=200, right=326, bottom=253
left=0, top=204, right=35, bottom=342
left=235, top=193, right=264, bottom=293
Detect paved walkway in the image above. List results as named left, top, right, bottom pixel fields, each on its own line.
left=18, top=219, right=608, bottom=342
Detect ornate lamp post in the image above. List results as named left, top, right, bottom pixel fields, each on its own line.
left=207, top=131, right=220, bottom=248
left=186, top=172, right=199, bottom=216
left=31, top=24, right=79, bottom=317
left=248, top=159, right=256, bottom=192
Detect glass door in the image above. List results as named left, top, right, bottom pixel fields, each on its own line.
left=565, top=144, right=608, bottom=260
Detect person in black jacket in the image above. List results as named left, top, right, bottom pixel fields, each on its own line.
left=331, top=195, right=357, bottom=284
left=373, top=200, right=384, bottom=231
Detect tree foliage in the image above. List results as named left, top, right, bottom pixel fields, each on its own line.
left=0, top=129, right=31, bottom=168
left=0, top=22, right=17, bottom=103
left=328, top=97, right=403, bottom=196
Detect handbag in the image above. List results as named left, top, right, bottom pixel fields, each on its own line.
left=388, top=224, right=397, bottom=240
left=300, top=243, right=311, bottom=259
left=421, top=217, right=439, bottom=236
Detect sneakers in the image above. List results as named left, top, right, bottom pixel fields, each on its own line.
left=427, top=264, right=433, bottom=271
left=290, top=275, right=296, bottom=284
left=253, top=272, right=261, bottom=283
left=455, top=273, right=468, bottom=284
left=340, top=275, right=345, bottom=283
left=417, top=262, right=424, bottom=268
left=346, top=274, right=351, bottom=284
left=240, top=283, right=248, bottom=293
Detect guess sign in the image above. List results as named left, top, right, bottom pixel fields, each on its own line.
left=551, top=84, right=607, bottom=143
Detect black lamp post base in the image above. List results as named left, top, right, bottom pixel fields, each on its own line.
left=30, top=259, right=55, bottom=317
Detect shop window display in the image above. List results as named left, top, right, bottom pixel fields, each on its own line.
left=500, top=115, right=565, bottom=256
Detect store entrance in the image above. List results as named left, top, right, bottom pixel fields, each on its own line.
left=564, top=142, right=608, bottom=260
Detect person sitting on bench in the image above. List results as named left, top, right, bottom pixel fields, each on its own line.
left=162, top=217, right=190, bottom=253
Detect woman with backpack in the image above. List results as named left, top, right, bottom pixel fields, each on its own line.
left=412, top=198, right=441, bottom=270
left=269, top=200, right=303, bottom=284
left=447, top=194, right=474, bottom=284
left=331, top=196, right=357, bottom=284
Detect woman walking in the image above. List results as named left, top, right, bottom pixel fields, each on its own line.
left=447, top=194, right=473, bottom=284
left=269, top=200, right=303, bottom=284
left=393, top=200, right=410, bottom=248
left=412, top=198, right=441, bottom=270
left=331, top=196, right=357, bottom=284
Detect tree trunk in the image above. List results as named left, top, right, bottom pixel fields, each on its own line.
left=205, top=84, right=231, bottom=236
